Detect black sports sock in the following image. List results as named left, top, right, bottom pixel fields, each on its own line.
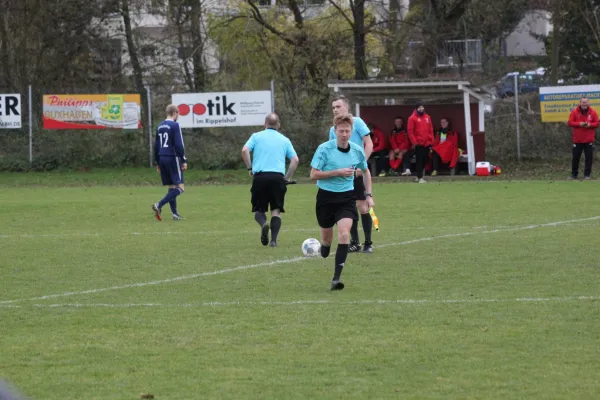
left=270, top=216, right=281, bottom=242
left=350, top=217, right=360, bottom=243
left=254, top=212, right=267, bottom=226
left=333, top=244, right=349, bottom=281
left=320, top=244, right=331, bottom=258
left=361, top=213, right=373, bottom=243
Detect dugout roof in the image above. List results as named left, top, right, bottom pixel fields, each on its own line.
left=327, top=80, right=489, bottom=175
left=327, top=80, right=488, bottom=106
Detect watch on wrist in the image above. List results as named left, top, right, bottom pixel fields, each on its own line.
left=365, top=192, right=372, bottom=197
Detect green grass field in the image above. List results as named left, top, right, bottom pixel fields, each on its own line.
left=1, top=171, right=599, bottom=399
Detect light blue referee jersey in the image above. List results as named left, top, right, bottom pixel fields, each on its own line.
left=328, top=116, right=370, bottom=146
left=310, top=140, right=368, bottom=192
left=244, top=128, right=297, bottom=175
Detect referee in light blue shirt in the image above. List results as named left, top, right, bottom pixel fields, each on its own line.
left=328, top=94, right=374, bottom=254
left=311, top=113, right=375, bottom=291
left=242, top=113, right=299, bottom=247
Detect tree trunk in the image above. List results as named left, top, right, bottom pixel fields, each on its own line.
left=550, top=5, right=561, bottom=85
left=0, top=0, right=14, bottom=88
left=122, top=0, right=144, bottom=92
left=122, top=0, right=150, bottom=164
left=352, top=0, right=367, bottom=80
left=189, top=0, right=205, bottom=92
left=387, top=0, right=400, bottom=75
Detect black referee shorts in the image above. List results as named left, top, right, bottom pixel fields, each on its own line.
left=315, top=188, right=358, bottom=229
left=353, top=175, right=366, bottom=201
left=250, top=172, right=287, bottom=213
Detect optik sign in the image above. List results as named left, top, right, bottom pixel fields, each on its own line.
left=0, top=94, right=22, bottom=129
left=172, top=91, right=272, bottom=128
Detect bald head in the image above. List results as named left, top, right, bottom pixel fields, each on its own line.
left=265, top=113, right=280, bottom=129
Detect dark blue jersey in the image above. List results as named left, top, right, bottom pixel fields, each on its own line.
left=154, top=119, right=186, bottom=164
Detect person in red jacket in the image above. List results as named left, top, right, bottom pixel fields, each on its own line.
left=407, top=102, right=434, bottom=183
left=367, top=123, right=388, bottom=176
left=431, top=117, right=460, bottom=176
left=388, top=116, right=412, bottom=175
left=568, top=97, right=598, bottom=179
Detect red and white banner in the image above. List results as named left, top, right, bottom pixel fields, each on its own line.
left=172, top=91, right=272, bottom=128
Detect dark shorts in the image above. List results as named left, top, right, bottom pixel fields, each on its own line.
left=353, top=175, right=366, bottom=201
left=251, top=172, right=287, bottom=213
left=315, top=188, right=358, bottom=229
left=159, top=156, right=184, bottom=186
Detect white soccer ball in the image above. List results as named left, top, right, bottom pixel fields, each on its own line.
left=302, top=238, right=321, bottom=257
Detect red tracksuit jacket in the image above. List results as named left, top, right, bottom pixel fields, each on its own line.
left=390, top=128, right=411, bottom=151
left=407, top=110, right=434, bottom=147
left=568, top=106, right=599, bottom=143
left=370, top=127, right=388, bottom=152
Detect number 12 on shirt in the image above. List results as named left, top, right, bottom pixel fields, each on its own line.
left=159, top=133, right=169, bottom=148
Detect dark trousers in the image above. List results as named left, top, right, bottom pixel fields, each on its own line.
left=432, top=152, right=441, bottom=171
left=572, top=143, right=594, bottom=178
left=414, top=145, right=429, bottom=179
left=403, top=149, right=414, bottom=172
left=371, top=150, right=388, bottom=175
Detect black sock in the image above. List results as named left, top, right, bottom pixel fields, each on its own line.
left=350, top=217, right=360, bottom=243
left=361, top=213, right=372, bottom=244
left=333, top=244, right=349, bottom=281
left=270, top=216, right=281, bottom=242
left=320, top=244, right=331, bottom=258
left=254, top=212, right=267, bottom=226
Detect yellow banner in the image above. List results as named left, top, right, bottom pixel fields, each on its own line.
left=540, top=86, right=600, bottom=123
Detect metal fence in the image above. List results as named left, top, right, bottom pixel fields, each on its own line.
left=0, top=83, right=278, bottom=171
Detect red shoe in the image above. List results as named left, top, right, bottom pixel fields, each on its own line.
left=152, top=203, right=162, bottom=221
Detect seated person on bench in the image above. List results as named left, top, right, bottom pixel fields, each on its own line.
left=431, top=117, right=460, bottom=176
left=367, top=123, right=388, bottom=176
left=388, top=116, right=412, bottom=176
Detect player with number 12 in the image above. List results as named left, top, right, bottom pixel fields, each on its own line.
left=152, top=104, right=188, bottom=221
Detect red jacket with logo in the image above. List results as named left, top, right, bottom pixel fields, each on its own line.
left=568, top=106, right=599, bottom=143
left=407, top=110, right=434, bottom=147
left=370, top=126, right=388, bottom=152
left=432, top=129, right=460, bottom=168
left=390, top=128, right=411, bottom=151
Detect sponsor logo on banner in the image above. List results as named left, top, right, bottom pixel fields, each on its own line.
left=172, top=91, right=272, bottom=128
left=0, top=94, right=22, bottom=129
left=43, top=94, right=141, bottom=129
left=539, top=85, right=600, bottom=123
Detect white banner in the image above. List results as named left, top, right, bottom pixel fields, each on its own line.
left=172, top=91, right=272, bottom=128
left=0, top=94, right=22, bottom=129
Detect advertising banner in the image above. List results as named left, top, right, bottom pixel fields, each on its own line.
left=539, top=85, right=600, bottom=122
left=172, top=91, right=272, bottom=128
left=0, top=94, right=22, bottom=129
left=43, top=94, right=141, bottom=129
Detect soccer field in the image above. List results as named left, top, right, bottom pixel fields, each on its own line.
left=1, top=179, right=599, bottom=399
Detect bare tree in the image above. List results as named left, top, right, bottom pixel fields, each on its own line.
left=328, top=0, right=369, bottom=80
left=244, top=0, right=340, bottom=117
left=171, top=0, right=208, bottom=92
left=122, top=0, right=145, bottom=93
left=408, top=0, right=473, bottom=77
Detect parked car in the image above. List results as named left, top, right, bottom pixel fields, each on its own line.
left=496, top=71, right=546, bottom=98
